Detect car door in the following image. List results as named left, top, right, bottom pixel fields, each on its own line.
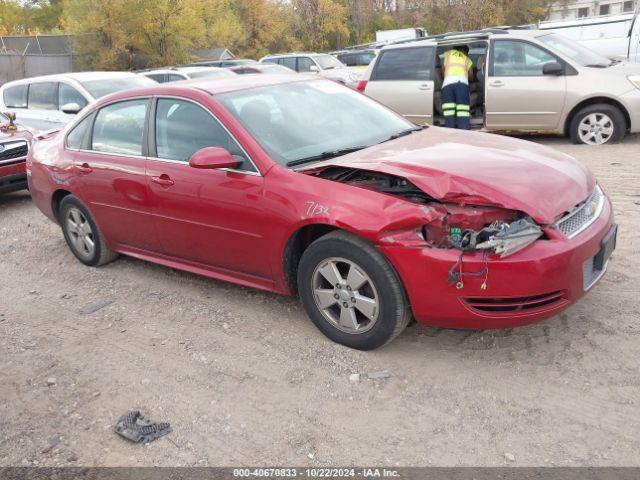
left=146, top=97, right=271, bottom=279
left=73, top=98, right=161, bottom=252
left=485, top=39, right=567, bottom=131
left=364, top=45, right=436, bottom=125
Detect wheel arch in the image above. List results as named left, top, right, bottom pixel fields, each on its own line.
left=564, top=97, right=630, bottom=136
left=51, top=189, right=73, bottom=223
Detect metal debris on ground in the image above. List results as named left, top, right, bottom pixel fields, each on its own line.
left=113, top=410, right=171, bottom=443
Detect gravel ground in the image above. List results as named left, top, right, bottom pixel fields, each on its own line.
left=1, top=134, right=639, bottom=467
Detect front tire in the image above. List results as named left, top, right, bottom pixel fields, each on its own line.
left=297, top=231, right=411, bottom=350
left=569, top=104, right=625, bottom=145
left=59, top=195, right=118, bottom=267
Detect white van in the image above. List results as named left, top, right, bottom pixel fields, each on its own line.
left=538, top=12, right=640, bottom=62
left=0, top=72, right=156, bottom=132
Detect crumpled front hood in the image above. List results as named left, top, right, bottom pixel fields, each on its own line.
left=303, top=127, right=595, bottom=225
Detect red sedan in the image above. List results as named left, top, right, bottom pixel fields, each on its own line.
left=27, top=75, right=616, bottom=350
left=1, top=113, right=32, bottom=195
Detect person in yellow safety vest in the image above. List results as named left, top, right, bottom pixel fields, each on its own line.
left=441, top=45, right=473, bottom=129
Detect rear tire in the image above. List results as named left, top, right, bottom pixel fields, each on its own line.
left=569, top=103, right=625, bottom=145
left=297, top=231, right=411, bottom=350
left=59, top=195, right=118, bottom=267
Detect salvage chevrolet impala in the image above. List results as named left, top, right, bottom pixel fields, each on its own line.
left=27, top=75, right=616, bottom=350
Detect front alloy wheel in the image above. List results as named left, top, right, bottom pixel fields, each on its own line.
left=298, top=231, right=411, bottom=350
left=312, top=257, right=379, bottom=334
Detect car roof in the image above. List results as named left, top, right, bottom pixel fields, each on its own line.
left=104, top=74, right=312, bottom=102
left=2, top=71, right=140, bottom=86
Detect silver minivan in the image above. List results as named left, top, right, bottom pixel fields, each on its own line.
left=359, top=28, right=640, bottom=145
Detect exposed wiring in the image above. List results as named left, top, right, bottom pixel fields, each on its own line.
left=448, top=249, right=490, bottom=290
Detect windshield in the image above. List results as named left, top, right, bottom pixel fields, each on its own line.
left=217, top=80, right=416, bottom=167
left=537, top=33, right=613, bottom=67
left=80, top=76, right=156, bottom=98
left=188, top=69, right=235, bottom=79
left=313, top=54, right=345, bottom=70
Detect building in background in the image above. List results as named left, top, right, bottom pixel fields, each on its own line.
left=547, top=0, right=638, bottom=20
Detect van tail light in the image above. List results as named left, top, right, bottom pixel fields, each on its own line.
left=356, top=80, right=368, bottom=93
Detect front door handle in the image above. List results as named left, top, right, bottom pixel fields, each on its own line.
left=418, top=83, right=432, bottom=90
left=151, top=174, right=175, bottom=187
left=490, top=80, right=505, bottom=87
left=77, top=162, right=92, bottom=174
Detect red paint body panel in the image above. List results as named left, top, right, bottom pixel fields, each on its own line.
left=27, top=77, right=614, bottom=330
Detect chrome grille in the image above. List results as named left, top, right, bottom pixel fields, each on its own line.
left=555, top=186, right=604, bottom=239
left=0, top=139, right=28, bottom=165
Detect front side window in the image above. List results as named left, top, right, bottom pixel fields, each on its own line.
left=92, top=99, right=148, bottom=156
left=372, top=46, right=435, bottom=81
left=28, top=82, right=58, bottom=110
left=66, top=114, right=92, bottom=149
left=3, top=84, right=27, bottom=108
left=492, top=40, right=557, bottom=76
left=59, top=83, right=88, bottom=110
left=155, top=98, right=253, bottom=171
left=578, top=7, right=589, bottom=17
left=218, top=80, right=414, bottom=167
left=146, top=73, right=167, bottom=83
left=297, top=57, right=315, bottom=72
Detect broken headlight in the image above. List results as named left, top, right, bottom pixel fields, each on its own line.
left=443, top=217, right=543, bottom=258
left=474, top=218, right=543, bottom=257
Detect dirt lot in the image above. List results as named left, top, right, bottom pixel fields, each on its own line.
left=1, top=134, right=639, bottom=467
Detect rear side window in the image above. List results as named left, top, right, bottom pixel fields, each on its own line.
left=372, top=47, right=435, bottom=81
left=281, top=57, right=297, bottom=71
left=3, top=85, right=28, bottom=108
left=59, top=83, right=88, bottom=110
left=92, top=99, right=148, bottom=156
left=167, top=74, right=184, bottom=82
left=28, top=82, right=58, bottom=110
left=66, top=114, right=92, bottom=150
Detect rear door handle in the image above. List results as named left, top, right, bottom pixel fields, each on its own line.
left=490, top=80, right=504, bottom=87
left=151, top=174, right=174, bottom=187
left=77, top=162, right=92, bottom=174
left=418, top=83, right=432, bottom=90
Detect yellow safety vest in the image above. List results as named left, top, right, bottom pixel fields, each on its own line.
left=443, top=50, right=472, bottom=79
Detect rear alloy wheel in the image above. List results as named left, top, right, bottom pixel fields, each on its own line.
left=570, top=104, right=625, bottom=145
left=298, top=231, right=411, bottom=350
left=59, top=195, right=118, bottom=267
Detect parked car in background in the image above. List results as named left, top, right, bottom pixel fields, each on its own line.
left=538, top=12, right=640, bottom=63
left=260, top=53, right=361, bottom=86
left=229, top=64, right=295, bottom=75
left=28, top=75, right=615, bottom=350
left=0, top=72, right=156, bottom=132
left=0, top=112, right=33, bottom=195
left=140, top=66, right=237, bottom=83
left=187, top=59, right=258, bottom=68
left=331, top=49, right=379, bottom=69
left=359, top=28, right=640, bottom=144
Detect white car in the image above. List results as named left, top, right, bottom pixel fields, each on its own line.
left=140, top=66, right=237, bottom=83
left=259, top=53, right=361, bottom=87
left=0, top=72, right=156, bottom=132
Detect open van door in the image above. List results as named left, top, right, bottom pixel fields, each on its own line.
left=363, top=42, right=436, bottom=125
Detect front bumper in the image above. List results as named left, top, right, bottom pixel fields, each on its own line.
left=381, top=196, right=614, bottom=329
left=620, top=88, right=640, bottom=133
left=0, top=162, right=27, bottom=194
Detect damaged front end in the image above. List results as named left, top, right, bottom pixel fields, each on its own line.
left=309, top=166, right=544, bottom=258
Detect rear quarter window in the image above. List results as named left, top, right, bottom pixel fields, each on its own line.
left=372, top=46, right=435, bottom=81
left=3, top=85, right=28, bottom=108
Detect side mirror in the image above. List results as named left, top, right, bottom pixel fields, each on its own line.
left=542, top=62, right=563, bottom=76
left=309, top=65, right=320, bottom=73
left=189, top=147, right=240, bottom=170
left=61, top=102, right=82, bottom=114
